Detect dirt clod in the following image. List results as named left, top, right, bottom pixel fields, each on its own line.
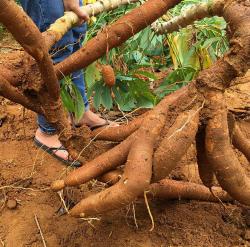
left=6, top=199, right=17, bottom=210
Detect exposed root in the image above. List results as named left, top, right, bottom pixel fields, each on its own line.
left=51, top=132, right=136, bottom=191
left=69, top=91, right=170, bottom=216
left=101, top=65, right=116, bottom=87
left=0, top=0, right=59, bottom=99
left=0, top=76, right=43, bottom=115
left=99, top=169, right=123, bottom=185
left=69, top=136, right=155, bottom=217
left=0, top=0, right=249, bottom=219
left=196, top=130, right=215, bottom=188
left=149, top=179, right=232, bottom=202
left=153, top=108, right=200, bottom=181
left=91, top=116, right=143, bottom=141
left=144, top=191, right=155, bottom=232
left=205, top=91, right=250, bottom=205
left=232, top=123, right=250, bottom=162
left=52, top=87, right=189, bottom=192
left=34, top=214, right=47, bottom=247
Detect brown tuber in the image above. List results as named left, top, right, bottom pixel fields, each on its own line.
left=51, top=180, right=65, bottom=191
left=101, top=65, right=116, bottom=87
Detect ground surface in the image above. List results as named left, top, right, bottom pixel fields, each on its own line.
left=0, top=34, right=250, bottom=247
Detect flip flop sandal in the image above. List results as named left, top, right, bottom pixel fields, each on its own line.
left=34, top=137, right=81, bottom=168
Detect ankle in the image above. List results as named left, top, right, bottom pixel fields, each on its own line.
left=35, top=128, right=55, bottom=139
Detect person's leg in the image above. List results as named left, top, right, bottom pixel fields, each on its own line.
left=20, top=0, right=70, bottom=134
left=21, top=0, right=117, bottom=163
left=20, top=0, right=77, bottom=163
left=70, top=10, right=115, bottom=128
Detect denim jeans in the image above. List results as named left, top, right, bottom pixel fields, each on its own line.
left=20, top=0, right=89, bottom=135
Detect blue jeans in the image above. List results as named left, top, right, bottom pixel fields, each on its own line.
left=20, top=0, right=89, bottom=134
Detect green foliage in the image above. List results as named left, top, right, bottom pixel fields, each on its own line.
left=60, top=77, right=85, bottom=121
left=154, top=0, right=229, bottom=97
left=84, top=3, right=168, bottom=111
left=87, top=68, right=157, bottom=111
left=67, top=0, right=229, bottom=113
left=155, top=66, right=197, bottom=98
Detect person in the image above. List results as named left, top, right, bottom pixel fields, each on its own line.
left=20, top=0, right=114, bottom=166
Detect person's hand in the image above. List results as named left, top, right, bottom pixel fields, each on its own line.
left=63, top=0, right=89, bottom=24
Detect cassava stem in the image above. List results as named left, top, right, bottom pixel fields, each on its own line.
left=44, top=0, right=139, bottom=49
left=152, top=0, right=224, bottom=34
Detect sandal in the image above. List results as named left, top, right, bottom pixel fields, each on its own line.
left=34, top=137, right=81, bottom=167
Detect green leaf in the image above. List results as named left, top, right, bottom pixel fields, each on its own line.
left=72, top=84, right=85, bottom=121
left=85, top=62, right=101, bottom=89
left=60, top=86, right=75, bottom=112
left=101, top=86, right=113, bottom=110
left=155, top=66, right=197, bottom=98
left=93, top=82, right=103, bottom=109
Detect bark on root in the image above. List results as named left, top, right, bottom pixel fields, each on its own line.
left=152, top=109, right=200, bottom=182
left=70, top=97, right=168, bottom=217
left=51, top=86, right=190, bottom=191
left=149, top=179, right=232, bottom=202
left=232, top=124, right=250, bottom=162
left=205, top=92, right=250, bottom=205
left=63, top=0, right=250, bottom=216
left=91, top=116, right=143, bottom=141
left=0, top=0, right=250, bottom=217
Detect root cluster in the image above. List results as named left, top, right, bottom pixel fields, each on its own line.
left=0, top=0, right=249, bottom=218
left=52, top=0, right=250, bottom=217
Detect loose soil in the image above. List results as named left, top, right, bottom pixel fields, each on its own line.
left=0, top=34, right=250, bottom=247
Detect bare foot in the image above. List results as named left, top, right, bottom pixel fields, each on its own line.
left=35, top=128, right=69, bottom=160
left=76, top=110, right=119, bottom=128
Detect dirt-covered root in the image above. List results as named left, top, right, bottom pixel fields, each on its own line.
left=205, top=92, right=250, bottom=206
left=238, top=120, right=250, bottom=139
left=149, top=179, right=232, bottom=202
left=152, top=109, right=200, bottom=182
left=0, top=0, right=81, bottom=160
left=0, top=0, right=59, bottom=100
left=91, top=116, right=143, bottom=141
left=196, top=130, right=215, bottom=188
left=68, top=90, right=171, bottom=217
left=232, top=124, right=250, bottom=162
left=51, top=132, right=136, bottom=191
left=99, top=169, right=123, bottom=185
left=0, top=75, right=43, bottom=115
left=52, top=87, right=189, bottom=192
left=70, top=138, right=154, bottom=217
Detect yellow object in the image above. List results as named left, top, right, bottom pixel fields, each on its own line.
left=89, top=16, right=97, bottom=24
left=84, top=0, right=96, bottom=5
left=84, top=0, right=97, bottom=23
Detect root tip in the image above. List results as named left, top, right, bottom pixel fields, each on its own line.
left=51, top=180, right=65, bottom=191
